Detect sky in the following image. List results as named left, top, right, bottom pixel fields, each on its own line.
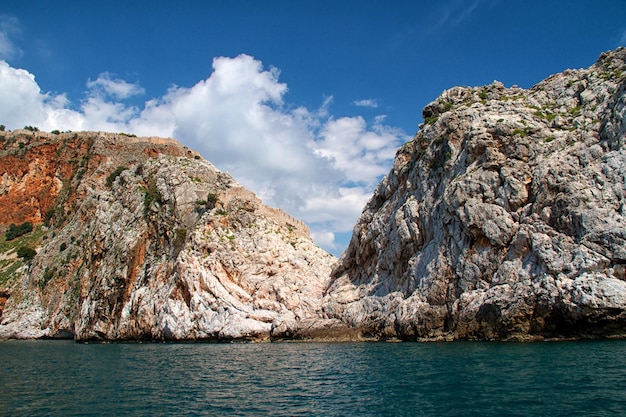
left=0, top=0, right=625, bottom=256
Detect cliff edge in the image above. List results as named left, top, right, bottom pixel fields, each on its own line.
left=0, top=131, right=335, bottom=341
left=322, top=48, right=626, bottom=341
left=2, top=48, right=625, bottom=343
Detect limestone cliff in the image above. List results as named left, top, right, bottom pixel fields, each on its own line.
left=0, top=130, right=334, bottom=340
left=323, top=48, right=626, bottom=341
left=2, top=48, right=626, bottom=343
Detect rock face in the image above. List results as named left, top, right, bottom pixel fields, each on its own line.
left=0, top=131, right=334, bottom=340
left=2, top=49, right=625, bottom=343
left=324, top=48, right=626, bottom=340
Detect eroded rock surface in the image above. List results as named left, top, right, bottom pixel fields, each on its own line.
left=323, top=48, right=626, bottom=341
left=0, top=131, right=334, bottom=341
left=2, top=48, right=626, bottom=343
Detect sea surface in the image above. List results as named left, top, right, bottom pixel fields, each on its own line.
left=0, top=339, right=624, bottom=416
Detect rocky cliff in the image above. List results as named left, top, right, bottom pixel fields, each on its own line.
left=322, top=48, right=626, bottom=341
left=0, top=130, right=335, bottom=340
left=2, top=49, right=625, bottom=343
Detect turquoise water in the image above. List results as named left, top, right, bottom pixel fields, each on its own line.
left=0, top=340, right=624, bottom=416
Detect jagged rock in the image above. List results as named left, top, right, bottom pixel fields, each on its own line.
left=2, top=48, right=626, bottom=343
left=0, top=131, right=334, bottom=341
left=323, top=48, right=626, bottom=340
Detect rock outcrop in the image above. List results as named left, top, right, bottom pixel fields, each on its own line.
left=323, top=48, right=626, bottom=341
left=0, top=131, right=334, bottom=341
left=2, top=48, right=625, bottom=343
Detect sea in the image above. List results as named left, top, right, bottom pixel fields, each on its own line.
left=0, top=339, right=624, bottom=416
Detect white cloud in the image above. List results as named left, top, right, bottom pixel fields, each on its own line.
left=0, top=55, right=409, bottom=255
left=301, top=186, right=372, bottom=230
left=86, top=72, right=145, bottom=100
left=311, top=116, right=403, bottom=185
left=0, top=32, right=16, bottom=60
left=353, top=99, right=378, bottom=108
left=0, top=15, right=22, bottom=61
left=440, top=1, right=479, bottom=26
left=429, top=0, right=497, bottom=30
left=0, top=61, right=80, bottom=129
left=310, top=230, right=338, bottom=251
left=619, top=28, right=626, bottom=46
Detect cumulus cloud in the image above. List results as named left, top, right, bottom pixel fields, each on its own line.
left=0, top=55, right=409, bottom=254
left=0, top=61, right=80, bottom=129
left=311, top=116, right=402, bottom=185
left=86, top=72, right=145, bottom=100
left=353, top=99, right=378, bottom=108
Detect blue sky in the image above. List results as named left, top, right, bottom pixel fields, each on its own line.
left=0, top=0, right=625, bottom=255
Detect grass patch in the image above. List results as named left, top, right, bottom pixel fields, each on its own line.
left=0, top=261, right=23, bottom=285
left=0, top=225, right=45, bottom=285
left=141, top=183, right=163, bottom=210
left=106, top=166, right=128, bottom=188
left=512, top=128, right=529, bottom=138
left=424, top=116, right=439, bottom=125
left=534, top=110, right=557, bottom=122
left=567, top=105, right=582, bottom=117
left=0, top=225, right=45, bottom=253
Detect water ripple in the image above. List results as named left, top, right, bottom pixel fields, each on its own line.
left=0, top=340, right=624, bottom=416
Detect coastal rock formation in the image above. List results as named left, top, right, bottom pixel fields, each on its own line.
left=2, top=48, right=625, bottom=343
left=0, top=131, right=334, bottom=340
left=323, top=48, right=626, bottom=340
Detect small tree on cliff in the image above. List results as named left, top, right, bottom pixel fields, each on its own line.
left=4, top=222, right=34, bottom=241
